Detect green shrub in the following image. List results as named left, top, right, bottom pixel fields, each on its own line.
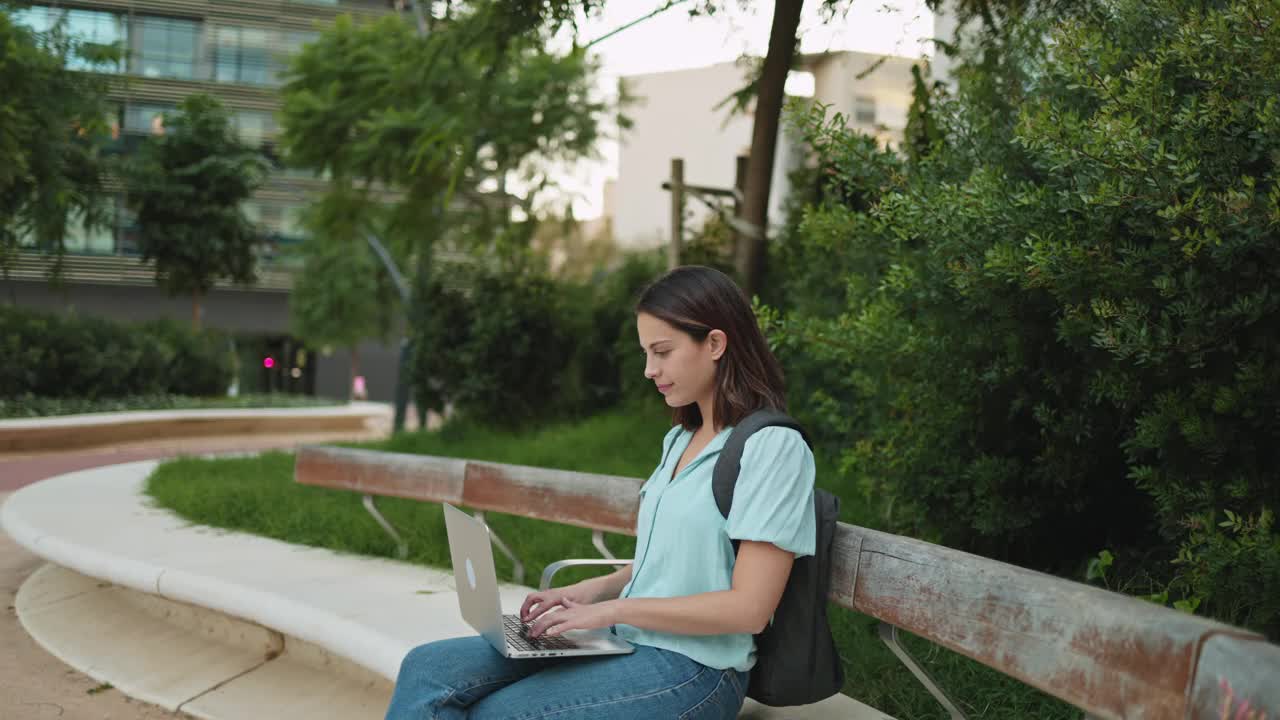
left=768, top=0, right=1280, bottom=634
left=141, top=318, right=233, bottom=396
left=0, top=305, right=233, bottom=399
left=409, top=252, right=663, bottom=428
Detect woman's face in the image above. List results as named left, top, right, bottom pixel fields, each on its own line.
left=636, top=312, right=726, bottom=409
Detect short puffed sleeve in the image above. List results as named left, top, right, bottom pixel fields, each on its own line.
left=723, top=426, right=817, bottom=557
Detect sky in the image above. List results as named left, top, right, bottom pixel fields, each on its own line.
left=543, top=1, right=935, bottom=218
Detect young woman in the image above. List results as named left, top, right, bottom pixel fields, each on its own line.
left=385, top=265, right=816, bottom=720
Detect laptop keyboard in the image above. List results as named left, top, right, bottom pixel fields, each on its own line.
left=503, top=614, right=581, bottom=652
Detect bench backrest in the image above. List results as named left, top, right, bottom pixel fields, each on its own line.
left=295, top=445, right=642, bottom=535
left=295, top=444, right=1280, bottom=720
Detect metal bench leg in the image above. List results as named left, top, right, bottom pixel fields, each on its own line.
left=362, top=494, right=408, bottom=559
left=878, top=622, right=968, bottom=720
left=473, top=511, right=525, bottom=585
left=592, top=529, right=616, bottom=560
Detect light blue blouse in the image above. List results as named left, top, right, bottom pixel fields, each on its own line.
left=615, top=423, right=817, bottom=672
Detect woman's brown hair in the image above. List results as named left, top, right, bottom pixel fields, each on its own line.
left=635, top=265, right=786, bottom=431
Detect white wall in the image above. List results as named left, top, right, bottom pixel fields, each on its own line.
left=929, top=4, right=963, bottom=88
left=614, top=62, right=767, bottom=250
left=613, top=52, right=918, bottom=252
left=807, top=51, right=916, bottom=147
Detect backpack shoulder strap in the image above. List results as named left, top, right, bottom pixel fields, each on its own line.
left=712, top=409, right=812, bottom=520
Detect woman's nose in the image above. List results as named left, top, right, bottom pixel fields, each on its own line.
left=644, top=361, right=658, bottom=379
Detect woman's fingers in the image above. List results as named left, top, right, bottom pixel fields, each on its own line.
left=528, top=600, right=582, bottom=637
left=521, top=593, right=566, bottom=623
left=519, top=592, right=546, bottom=620
left=529, top=609, right=569, bottom=637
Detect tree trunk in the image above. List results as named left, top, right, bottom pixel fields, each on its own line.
left=191, top=291, right=204, bottom=330
left=734, top=0, right=804, bottom=295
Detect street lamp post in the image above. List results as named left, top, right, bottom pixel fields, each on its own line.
left=363, top=231, right=413, bottom=434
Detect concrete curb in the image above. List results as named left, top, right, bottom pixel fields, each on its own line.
left=0, top=402, right=391, bottom=453
left=16, top=562, right=393, bottom=719
left=0, top=461, right=463, bottom=683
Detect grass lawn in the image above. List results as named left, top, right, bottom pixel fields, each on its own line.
left=0, top=392, right=342, bottom=419
left=145, top=404, right=1077, bottom=719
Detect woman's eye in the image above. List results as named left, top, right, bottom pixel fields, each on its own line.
left=655, top=350, right=669, bottom=357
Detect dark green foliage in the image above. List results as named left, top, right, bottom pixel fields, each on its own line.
left=679, top=215, right=739, bottom=280
left=602, top=252, right=668, bottom=407
left=904, top=64, right=943, bottom=163
left=0, top=6, right=119, bottom=277
left=0, top=305, right=233, bottom=399
left=122, top=94, right=268, bottom=318
left=289, top=185, right=403, bottom=357
left=409, top=253, right=663, bottom=429
left=769, top=0, right=1280, bottom=634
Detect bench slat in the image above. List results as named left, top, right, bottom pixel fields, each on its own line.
left=1189, top=632, right=1280, bottom=719
left=831, top=524, right=1266, bottom=720
left=295, top=446, right=642, bottom=534
left=462, top=461, right=642, bottom=536
left=295, top=446, right=467, bottom=505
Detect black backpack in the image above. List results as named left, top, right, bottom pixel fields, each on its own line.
left=712, top=409, right=845, bottom=707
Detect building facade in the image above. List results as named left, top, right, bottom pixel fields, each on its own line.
left=611, top=50, right=919, bottom=252
left=3, top=0, right=405, bottom=402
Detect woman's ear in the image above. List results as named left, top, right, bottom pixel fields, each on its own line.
left=708, top=329, right=727, bottom=361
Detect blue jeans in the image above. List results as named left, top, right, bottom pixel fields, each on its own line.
left=385, top=636, right=749, bottom=719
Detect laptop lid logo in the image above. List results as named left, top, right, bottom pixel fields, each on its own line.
left=465, top=557, right=477, bottom=590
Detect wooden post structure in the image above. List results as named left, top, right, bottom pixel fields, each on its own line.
left=668, top=158, right=684, bottom=270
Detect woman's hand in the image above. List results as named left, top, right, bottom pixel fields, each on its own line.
left=526, top=598, right=619, bottom=638
left=519, top=583, right=597, bottom=626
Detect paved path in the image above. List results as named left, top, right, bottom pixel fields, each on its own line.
left=1, top=491, right=193, bottom=719
left=0, top=431, right=388, bottom=720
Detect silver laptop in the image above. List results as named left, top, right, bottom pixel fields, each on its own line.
left=443, top=503, right=634, bottom=659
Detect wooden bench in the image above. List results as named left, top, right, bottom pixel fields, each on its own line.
left=296, top=444, right=1280, bottom=720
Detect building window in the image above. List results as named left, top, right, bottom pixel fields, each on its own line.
left=117, top=201, right=141, bottom=255
left=854, top=95, right=877, bottom=126
left=124, top=104, right=174, bottom=135
left=279, top=203, right=308, bottom=241
left=104, top=105, right=123, bottom=140
left=282, top=30, right=320, bottom=52
left=232, top=109, right=276, bottom=145
left=15, top=198, right=120, bottom=254
left=131, top=16, right=201, bottom=79
left=17, top=227, right=36, bottom=249
left=13, top=6, right=126, bottom=73
left=277, top=30, right=319, bottom=81
left=63, top=205, right=118, bottom=255
left=212, top=25, right=275, bottom=85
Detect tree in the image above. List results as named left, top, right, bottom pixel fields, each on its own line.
left=122, top=94, right=267, bottom=328
left=714, top=0, right=1102, bottom=295
left=771, top=0, right=1280, bottom=635
left=289, top=185, right=403, bottom=399
left=733, top=0, right=804, bottom=294
left=278, top=6, right=615, bottom=258
left=277, top=3, right=617, bottom=422
left=0, top=6, right=119, bottom=281
left=903, top=63, right=943, bottom=162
